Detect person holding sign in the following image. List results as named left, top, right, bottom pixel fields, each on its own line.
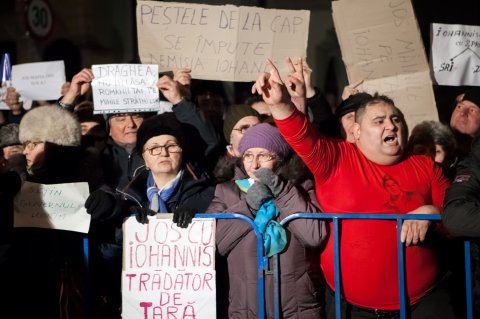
left=79, top=66, right=220, bottom=318
left=208, top=123, right=327, bottom=319
left=85, top=112, right=216, bottom=317
left=10, top=104, right=105, bottom=319
left=112, top=112, right=215, bottom=226
left=253, top=58, right=458, bottom=319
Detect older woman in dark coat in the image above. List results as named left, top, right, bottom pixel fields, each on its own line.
left=12, top=105, right=104, bottom=319
left=207, top=123, right=327, bottom=319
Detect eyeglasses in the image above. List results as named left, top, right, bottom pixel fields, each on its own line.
left=22, top=141, right=44, bottom=150
left=232, top=124, right=257, bottom=134
left=110, top=113, right=143, bottom=123
left=242, top=152, right=276, bottom=163
left=143, top=143, right=182, bottom=156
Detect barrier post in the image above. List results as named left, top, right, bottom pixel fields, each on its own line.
left=465, top=240, right=473, bottom=319
left=396, top=219, right=407, bottom=319
left=197, top=213, right=267, bottom=319
left=83, top=237, right=91, bottom=319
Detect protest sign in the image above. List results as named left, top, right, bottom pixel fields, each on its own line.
left=91, top=64, right=160, bottom=114
left=0, top=53, right=12, bottom=110
left=0, top=87, right=9, bottom=110
left=431, top=23, right=480, bottom=86
left=136, top=1, right=310, bottom=82
left=11, top=60, right=65, bottom=101
left=332, top=0, right=438, bottom=129
left=122, top=215, right=216, bottom=319
left=14, top=181, right=91, bottom=233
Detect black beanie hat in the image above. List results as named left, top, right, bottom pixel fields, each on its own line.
left=335, top=92, right=372, bottom=119
left=462, top=88, right=480, bottom=108
left=135, top=112, right=184, bottom=153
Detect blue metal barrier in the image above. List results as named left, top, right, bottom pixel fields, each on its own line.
left=278, top=213, right=474, bottom=319
left=198, top=213, right=268, bottom=319
left=83, top=237, right=91, bottom=319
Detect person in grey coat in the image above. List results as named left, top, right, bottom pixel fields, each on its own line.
left=207, top=123, right=327, bottom=319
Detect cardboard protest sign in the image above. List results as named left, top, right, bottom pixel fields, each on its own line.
left=332, top=0, right=438, bottom=129
left=431, top=23, right=480, bottom=86
left=91, top=64, right=160, bottom=114
left=122, top=215, right=216, bottom=319
left=14, top=181, right=91, bottom=233
left=136, top=1, right=310, bottom=82
left=11, top=60, right=65, bottom=101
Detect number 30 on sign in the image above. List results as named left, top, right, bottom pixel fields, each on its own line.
left=26, top=0, right=53, bottom=39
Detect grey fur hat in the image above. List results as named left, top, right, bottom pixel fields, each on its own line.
left=0, top=123, right=21, bottom=148
left=19, top=105, right=81, bottom=146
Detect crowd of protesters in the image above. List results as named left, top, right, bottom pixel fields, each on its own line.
left=0, top=55, right=479, bottom=319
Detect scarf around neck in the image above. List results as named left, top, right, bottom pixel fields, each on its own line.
left=235, top=178, right=287, bottom=257
left=146, top=169, right=184, bottom=213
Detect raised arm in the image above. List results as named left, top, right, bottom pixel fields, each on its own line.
left=58, top=68, right=94, bottom=110
left=251, top=59, right=295, bottom=120
left=157, top=69, right=221, bottom=163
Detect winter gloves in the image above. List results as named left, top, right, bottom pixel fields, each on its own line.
left=246, top=168, right=286, bottom=211
left=131, top=206, right=157, bottom=224
left=85, top=189, right=116, bottom=221
left=173, top=206, right=197, bottom=228
left=0, top=171, right=22, bottom=196
left=85, top=190, right=197, bottom=228
left=246, top=182, right=272, bottom=211
left=132, top=205, right=197, bottom=228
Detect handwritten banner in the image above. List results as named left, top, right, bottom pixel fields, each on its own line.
left=431, top=23, right=480, bottom=86
left=136, top=1, right=310, bottom=82
left=91, top=64, right=160, bottom=114
left=122, top=215, right=216, bottom=319
left=14, top=181, right=91, bottom=233
left=332, top=0, right=438, bottom=129
left=11, top=60, right=65, bottom=101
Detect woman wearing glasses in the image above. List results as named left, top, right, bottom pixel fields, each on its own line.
left=12, top=105, right=104, bottom=319
left=207, top=123, right=327, bottom=319
left=113, top=112, right=215, bottom=228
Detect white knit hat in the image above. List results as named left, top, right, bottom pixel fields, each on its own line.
left=19, top=105, right=81, bottom=146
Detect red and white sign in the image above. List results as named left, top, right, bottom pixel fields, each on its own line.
left=122, top=215, right=217, bottom=319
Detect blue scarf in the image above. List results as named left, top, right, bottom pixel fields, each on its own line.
left=235, top=178, right=287, bottom=257
left=146, top=170, right=184, bottom=213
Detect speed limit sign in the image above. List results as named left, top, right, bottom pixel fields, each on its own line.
left=26, top=0, right=53, bottom=39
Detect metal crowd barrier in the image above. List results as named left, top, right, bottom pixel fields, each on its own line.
left=278, top=213, right=474, bottom=319
left=200, top=213, right=268, bottom=318
left=86, top=213, right=472, bottom=319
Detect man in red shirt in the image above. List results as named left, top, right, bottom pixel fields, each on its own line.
left=252, top=59, right=458, bottom=319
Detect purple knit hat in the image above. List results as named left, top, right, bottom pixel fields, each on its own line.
left=238, top=123, right=291, bottom=158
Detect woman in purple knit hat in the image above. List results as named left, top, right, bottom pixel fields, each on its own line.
left=207, top=123, right=328, bottom=319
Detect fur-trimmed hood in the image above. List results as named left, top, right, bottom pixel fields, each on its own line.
left=19, top=105, right=81, bottom=146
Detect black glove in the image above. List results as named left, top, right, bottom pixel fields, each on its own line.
left=3, top=154, right=27, bottom=181
left=254, top=168, right=286, bottom=197
left=131, top=206, right=157, bottom=224
left=173, top=206, right=197, bottom=228
left=245, top=181, right=273, bottom=211
left=85, top=189, right=116, bottom=221
left=0, top=171, right=22, bottom=195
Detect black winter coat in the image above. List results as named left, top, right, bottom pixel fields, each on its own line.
left=443, top=138, right=480, bottom=237
left=116, top=167, right=215, bottom=217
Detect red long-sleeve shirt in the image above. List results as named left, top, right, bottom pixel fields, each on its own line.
left=275, top=109, right=450, bottom=310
